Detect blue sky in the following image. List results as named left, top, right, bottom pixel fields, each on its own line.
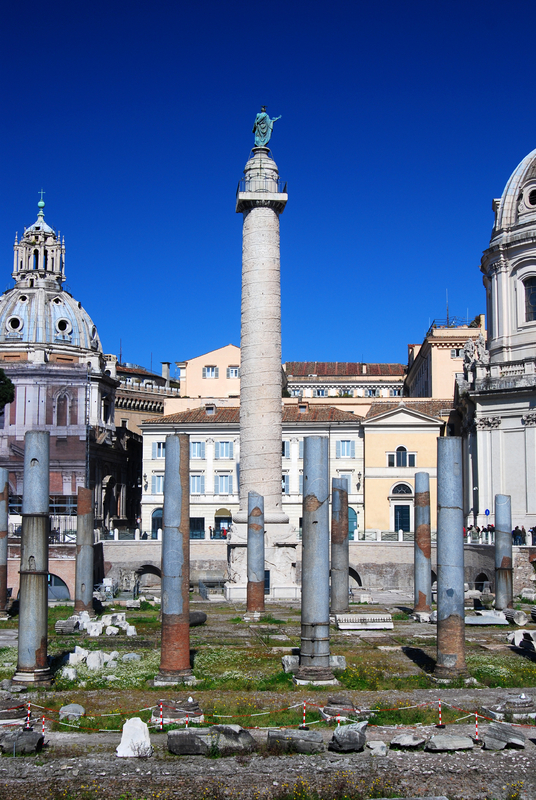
left=2, top=0, right=535, bottom=375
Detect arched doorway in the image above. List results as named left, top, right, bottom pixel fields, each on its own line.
left=389, top=482, right=413, bottom=532
left=348, top=508, right=358, bottom=541
left=475, top=572, right=490, bottom=592
left=151, top=508, right=162, bottom=539
left=214, top=508, right=232, bottom=539
left=48, top=573, right=70, bottom=600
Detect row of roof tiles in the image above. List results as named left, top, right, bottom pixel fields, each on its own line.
left=284, top=362, right=406, bottom=377
left=144, top=400, right=454, bottom=426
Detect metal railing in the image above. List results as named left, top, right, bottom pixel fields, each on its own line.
left=237, top=178, right=287, bottom=195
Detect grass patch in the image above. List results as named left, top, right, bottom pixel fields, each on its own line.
left=258, top=614, right=286, bottom=625
left=466, top=651, right=536, bottom=688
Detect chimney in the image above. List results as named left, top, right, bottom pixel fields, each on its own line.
left=161, top=361, right=171, bottom=388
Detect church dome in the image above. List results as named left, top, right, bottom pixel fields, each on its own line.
left=492, top=147, right=536, bottom=236
left=0, top=286, right=101, bottom=351
left=3, top=201, right=102, bottom=354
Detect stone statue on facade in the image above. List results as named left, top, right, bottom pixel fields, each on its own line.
left=463, top=337, right=475, bottom=367
left=475, top=333, right=490, bottom=365
left=252, top=106, right=281, bottom=147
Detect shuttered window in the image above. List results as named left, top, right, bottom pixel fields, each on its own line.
left=152, top=442, right=165, bottom=459
left=191, top=441, right=206, bottom=459
left=214, top=474, right=233, bottom=494
left=336, top=440, right=355, bottom=458
left=190, top=475, right=205, bottom=494
left=215, top=441, right=233, bottom=459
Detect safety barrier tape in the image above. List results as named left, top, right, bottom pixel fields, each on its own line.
left=2, top=697, right=535, bottom=733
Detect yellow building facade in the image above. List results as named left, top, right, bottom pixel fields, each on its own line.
left=361, top=401, right=449, bottom=537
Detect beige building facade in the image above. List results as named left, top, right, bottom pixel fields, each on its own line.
left=176, top=344, right=240, bottom=399
left=405, top=316, right=485, bottom=399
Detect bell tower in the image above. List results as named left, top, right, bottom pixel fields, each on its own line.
left=13, top=195, right=65, bottom=290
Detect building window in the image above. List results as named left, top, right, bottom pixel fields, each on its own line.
left=396, top=446, right=407, bottom=467
left=282, top=440, right=290, bottom=458
left=390, top=388, right=401, bottom=397
left=190, top=517, right=205, bottom=539
left=525, top=276, right=536, bottom=322
left=215, top=441, right=233, bottom=459
left=151, top=474, right=164, bottom=494
left=56, top=394, right=68, bottom=427
left=299, top=473, right=303, bottom=494
left=291, top=389, right=302, bottom=397
left=190, top=475, right=205, bottom=494
left=282, top=474, right=290, bottom=494
left=299, top=440, right=304, bottom=459
left=152, top=442, right=165, bottom=459
left=336, top=440, right=355, bottom=458
left=202, top=366, right=219, bottom=379
left=339, top=473, right=352, bottom=493
left=365, top=388, right=380, bottom=397
left=214, top=474, right=233, bottom=494
left=392, top=483, right=412, bottom=494
left=191, top=441, right=205, bottom=459
left=313, top=388, right=327, bottom=397
left=451, top=348, right=463, bottom=358
left=227, top=366, right=240, bottom=378
left=387, top=448, right=416, bottom=468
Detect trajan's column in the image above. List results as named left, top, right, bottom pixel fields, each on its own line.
left=227, top=108, right=297, bottom=600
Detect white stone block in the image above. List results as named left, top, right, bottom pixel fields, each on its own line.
left=61, top=667, right=78, bottom=680
left=100, top=615, right=113, bottom=626
left=106, top=626, right=119, bottom=636
left=68, top=646, right=89, bottom=666
left=116, top=717, right=153, bottom=758
left=86, top=651, right=105, bottom=671
left=126, top=625, right=137, bottom=637
left=86, top=622, right=104, bottom=637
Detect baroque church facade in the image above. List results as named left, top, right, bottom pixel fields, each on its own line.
left=1, top=200, right=138, bottom=536
left=458, top=147, right=536, bottom=528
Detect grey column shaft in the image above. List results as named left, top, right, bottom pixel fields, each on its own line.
left=0, top=468, right=8, bottom=611
left=414, top=471, right=432, bottom=612
left=14, top=431, right=52, bottom=684
left=247, top=491, right=265, bottom=613
left=435, top=436, right=466, bottom=677
left=494, top=494, right=513, bottom=610
left=330, top=478, right=349, bottom=614
left=157, top=433, right=191, bottom=679
left=299, top=437, right=331, bottom=671
left=75, top=487, right=94, bottom=614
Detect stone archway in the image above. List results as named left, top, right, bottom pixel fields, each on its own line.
left=136, top=563, right=161, bottom=590
left=349, top=567, right=362, bottom=588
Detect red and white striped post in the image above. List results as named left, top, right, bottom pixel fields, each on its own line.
left=42, top=716, right=45, bottom=736
left=436, top=698, right=445, bottom=728
left=337, top=713, right=341, bottom=727
left=303, top=702, right=306, bottom=727
left=186, top=713, right=189, bottom=729
left=25, top=701, right=31, bottom=729
left=159, top=702, right=163, bottom=731
left=475, top=712, right=478, bottom=740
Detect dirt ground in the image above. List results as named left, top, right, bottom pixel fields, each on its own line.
left=2, top=598, right=536, bottom=799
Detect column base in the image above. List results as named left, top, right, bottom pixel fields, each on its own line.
left=12, top=668, right=53, bottom=687
left=293, top=666, right=338, bottom=686
left=152, top=670, right=198, bottom=687
left=433, top=665, right=468, bottom=681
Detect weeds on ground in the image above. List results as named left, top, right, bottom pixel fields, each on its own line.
left=467, top=652, right=536, bottom=688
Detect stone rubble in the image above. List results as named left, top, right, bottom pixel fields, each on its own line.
left=328, top=720, right=367, bottom=752
left=482, top=721, right=526, bottom=750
